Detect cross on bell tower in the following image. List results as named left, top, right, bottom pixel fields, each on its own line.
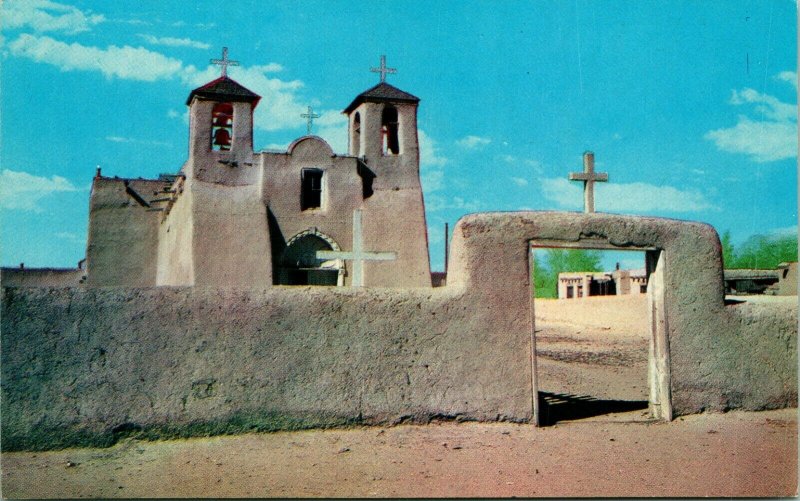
left=370, top=55, right=397, bottom=82
left=301, top=106, right=320, bottom=134
left=568, top=151, right=609, bottom=213
left=210, top=47, right=239, bottom=77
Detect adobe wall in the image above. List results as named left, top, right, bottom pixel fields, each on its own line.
left=1, top=285, right=532, bottom=451
left=190, top=180, right=271, bottom=287
left=0, top=268, right=84, bottom=287
left=2, top=211, right=794, bottom=451
left=85, top=178, right=161, bottom=286
left=155, top=177, right=195, bottom=286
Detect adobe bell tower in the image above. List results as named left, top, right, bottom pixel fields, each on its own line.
left=185, top=48, right=260, bottom=180
left=343, top=56, right=421, bottom=188
left=341, top=56, right=431, bottom=287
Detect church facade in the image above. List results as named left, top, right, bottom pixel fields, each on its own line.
left=83, top=72, right=432, bottom=288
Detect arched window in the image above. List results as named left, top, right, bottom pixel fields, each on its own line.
left=211, top=102, right=233, bottom=151
left=351, top=112, right=361, bottom=156
left=381, top=105, right=399, bottom=155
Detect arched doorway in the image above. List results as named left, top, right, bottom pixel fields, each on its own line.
left=278, top=230, right=344, bottom=286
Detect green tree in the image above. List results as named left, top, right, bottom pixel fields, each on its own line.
left=532, top=248, right=602, bottom=298
left=720, top=230, right=735, bottom=269
left=730, top=234, right=798, bottom=269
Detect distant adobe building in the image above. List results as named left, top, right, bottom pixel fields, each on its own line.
left=557, top=268, right=647, bottom=299
left=76, top=58, right=432, bottom=288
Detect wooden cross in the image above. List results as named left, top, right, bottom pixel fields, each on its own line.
left=316, top=209, right=397, bottom=287
left=301, top=106, right=320, bottom=134
left=210, top=47, right=239, bottom=77
left=568, top=151, right=608, bottom=213
left=370, top=55, right=397, bottom=83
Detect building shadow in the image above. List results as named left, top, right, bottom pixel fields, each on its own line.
left=538, top=391, right=648, bottom=425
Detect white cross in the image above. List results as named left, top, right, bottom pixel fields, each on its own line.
left=370, top=55, right=397, bottom=83
left=316, top=209, right=396, bottom=287
left=568, top=151, right=608, bottom=213
left=210, top=47, right=239, bottom=77
left=301, top=106, right=320, bottom=134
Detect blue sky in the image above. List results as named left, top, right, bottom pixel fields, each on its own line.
left=1, top=0, right=797, bottom=272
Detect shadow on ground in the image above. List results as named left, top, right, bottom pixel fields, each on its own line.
left=538, top=392, right=649, bottom=425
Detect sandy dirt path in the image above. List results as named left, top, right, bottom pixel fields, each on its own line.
left=2, top=409, right=796, bottom=498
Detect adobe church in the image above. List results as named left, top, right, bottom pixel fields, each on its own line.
left=83, top=54, right=432, bottom=288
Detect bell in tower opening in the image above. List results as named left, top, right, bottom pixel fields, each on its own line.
left=381, top=105, right=399, bottom=155
left=211, top=102, right=233, bottom=150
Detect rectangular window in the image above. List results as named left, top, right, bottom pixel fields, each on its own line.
left=301, top=169, right=323, bottom=210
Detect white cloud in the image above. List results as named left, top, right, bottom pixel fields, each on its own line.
left=418, top=129, right=449, bottom=194
left=56, top=231, right=84, bottom=244
left=768, top=225, right=798, bottom=237
left=9, top=34, right=183, bottom=82
left=540, top=177, right=716, bottom=213
left=137, top=34, right=210, bottom=50
left=705, top=116, right=797, bottom=163
left=510, top=177, right=529, bottom=187
left=456, top=135, right=491, bottom=149
left=3, top=0, right=105, bottom=34
left=313, top=111, right=348, bottom=154
left=421, top=169, right=444, bottom=193
left=705, top=75, right=797, bottom=163
left=729, top=88, right=795, bottom=122
left=7, top=33, right=348, bottom=148
left=0, top=169, right=84, bottom=212
left=776, top=71, right=798, bottom=88
left=106, top=136, right=171, bottom=147
left=418, top=129, right=448, bottom=167
left=425, top=195, right=481, bottom=212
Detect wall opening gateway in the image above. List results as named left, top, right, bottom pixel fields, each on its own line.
left=529, top=241, right=672, bottom=426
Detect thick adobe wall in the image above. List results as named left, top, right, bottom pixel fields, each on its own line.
left=0, top=268, right=84, bottom=287
left=85, top=178, right=162, bottom=286
left=189, top=180, right=272, bottom=287
left=2, top=211, right=794, bottom=451
left=1, top=285, right=532, bottom=451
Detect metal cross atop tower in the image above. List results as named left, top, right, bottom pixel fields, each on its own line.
left=316, top=209, right=397, bottom=287
left=210, top=47, right=239, bottom=77
left=301, top=106, right=321, bottom=134
left=370, top=55, right=397, bottom=83
left=568, top=151, right=608, bottom=213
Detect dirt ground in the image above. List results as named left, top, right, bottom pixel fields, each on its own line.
left=3, top=295, right=797, bottom=498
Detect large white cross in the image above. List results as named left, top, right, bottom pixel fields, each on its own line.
left=210, top=47, right=239, bottom=77
left=370, top=55, right=397, bottom=83
left=316, top=209, right=396, bottom=287
left=568, top=151, right=608, bottom=213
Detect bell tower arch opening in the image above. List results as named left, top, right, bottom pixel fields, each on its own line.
left=381, top=105, right=400, bottom=155
left=211, top=102, right=233, bottom=151
left=342, top=80, right=420, bottom=162
left=351, top=112, right=361, bottom=157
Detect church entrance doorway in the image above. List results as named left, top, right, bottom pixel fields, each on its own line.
left=528, top=241, right=671, bottom=427
left=278, top=231, right=344, bottom=286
